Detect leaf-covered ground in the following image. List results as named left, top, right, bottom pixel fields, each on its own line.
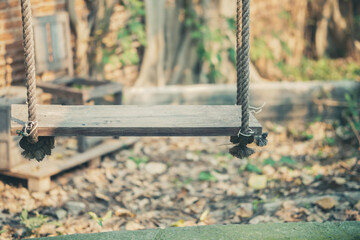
left=0, top=121, right=359, bottom=239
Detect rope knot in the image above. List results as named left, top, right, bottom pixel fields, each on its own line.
left=16, top=121, right=38, bottom=137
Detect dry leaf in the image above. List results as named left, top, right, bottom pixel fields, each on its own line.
left=114, top=208, right=135, bottom=218
left=236, top=203, right=253, bottom=218
left=316, top=197, right=338, bottom=210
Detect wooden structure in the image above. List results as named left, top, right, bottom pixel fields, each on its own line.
left=0, top=87, right=133, bottom=191
left=0, top=87, right=42, bottom=170
left=1, top=138, right=137, bottom=192
left=11, top=105, right=262, bottom=137
left=33, top=12, right=123, bottom=152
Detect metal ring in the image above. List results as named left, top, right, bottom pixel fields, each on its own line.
left=22, top=121, right=38, bottom=137
left=237, top=128, right=254, bottom=138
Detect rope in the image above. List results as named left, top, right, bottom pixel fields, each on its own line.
left=19, top=0, right=55, bottom=162
left=21, top=0, right=38, bottom=144
left=236, top=0, right=242, bottom=106
left=230, top=0, right=258, bottom=159
left=238, top=0, right=250, bottom=134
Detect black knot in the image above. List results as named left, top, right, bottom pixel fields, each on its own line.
left=19, top=136, right=55, bottom=161
left=255, top=132, right=268, bottom=147
left=229, top=144, right=255, bottom=159
left=230, top=134, right=254, bottom=145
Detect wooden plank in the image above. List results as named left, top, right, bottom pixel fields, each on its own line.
left=33, top=12, right=73, bottom=75
left=52, top=77, right=109, bottom=87
left=86, top=82, right=123, bottom=101
left=0, top=105, right=11, bottom=170
left=37, top=82, right=85, bottom=105
left=1, top=138, right=137, bottom=179
left=11, top=105, right=262, bottom=137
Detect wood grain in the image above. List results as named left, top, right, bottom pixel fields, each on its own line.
left=11, top=105, right=262, bottom=137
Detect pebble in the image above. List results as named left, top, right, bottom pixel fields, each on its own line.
left=262, top=165, right=275, bottom=176
left=56, top=209, right=67, bottom=220
left=333, top=177, right=346, bottom=185
left=64, top=201, right=86, bottom=216
left=248, top=174, right=267, bottom=190
left=125, top=159, right=137, bottom=170
left=145, top=162, right=167, bottom=175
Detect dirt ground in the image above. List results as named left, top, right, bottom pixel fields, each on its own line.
left=0, top=121, right=359, bottom=239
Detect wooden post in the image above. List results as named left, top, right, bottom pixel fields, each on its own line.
left=28, top=177, right=51, bottom=192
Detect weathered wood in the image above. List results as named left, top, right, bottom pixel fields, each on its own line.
left=34, top=12, right=73, bottom=76
left=52, top=77, right=110, bottom=87
left=28, top=177, right=51, bottom=192
left=1, top=138, right=137, bottom=180
left=86, top=82, right=123, bottom=101
left=0, top=87, right=40, bottom=170
left=11, top=105, right=262, bottom=136
left=36, top=82, right=85, bottom=105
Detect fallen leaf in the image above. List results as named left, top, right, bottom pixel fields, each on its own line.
left=95, top=192, right=110, bottom=202
left=345, top=210, right=360, bottom=221
left=315, top=197, right=338, bottom=210
left=236, top=203, right=253, bottom=218
left=199, top=208, right=210, bottom=222
left=115, top=208, right=135, bottom=218
left=248, top=175, right=267, bottom=190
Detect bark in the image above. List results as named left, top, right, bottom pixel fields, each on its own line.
left=309, top=0, right=359, bottom=59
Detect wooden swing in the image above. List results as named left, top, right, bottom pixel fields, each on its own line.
left=11, top=0, right=265, bottom=161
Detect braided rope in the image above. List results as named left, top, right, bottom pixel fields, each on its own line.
left=236, top=0, right=251, bottom=134
left=236, top=0, right=242, bottom=106
left=21, top=0, right=38, bottom=143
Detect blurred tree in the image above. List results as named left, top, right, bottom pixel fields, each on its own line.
left=306, top=0, right=360, bottom=60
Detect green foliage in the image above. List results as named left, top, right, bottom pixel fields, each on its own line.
left=198, top=171, right=217, bottom=182
left=251, top=37, right=274, bottom=61
left=88, top=211, right=112, bottom=227
left=252, top=199, right=264, bottom=212
left=343, top=91, right=360, bottom=143
left=324, top=137, right=336, bottom=146
left=276, top=57, right=360, bottom=81
left=245, top=163, right=262, bottom=174
left=300, top=131, right=314, bottom=140
left=20, top=209, right=60, bottom=236
left=314, top=174, right=323, bottom=180
left=96, top=0, right=146, bottom=71
left=263, top=158, right=276, bottom=166
left=185, top=8, right=236, bottom=83
left=184, top=177, right=193, bottom=185
left=129, top=155, right=148, bottom=168
left=251, top=31, right=360, bottom=81
left=279, top=156, right=296, bottom=166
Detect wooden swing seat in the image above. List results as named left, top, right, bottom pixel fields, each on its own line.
left=11, top=105, right=262, bottom=137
